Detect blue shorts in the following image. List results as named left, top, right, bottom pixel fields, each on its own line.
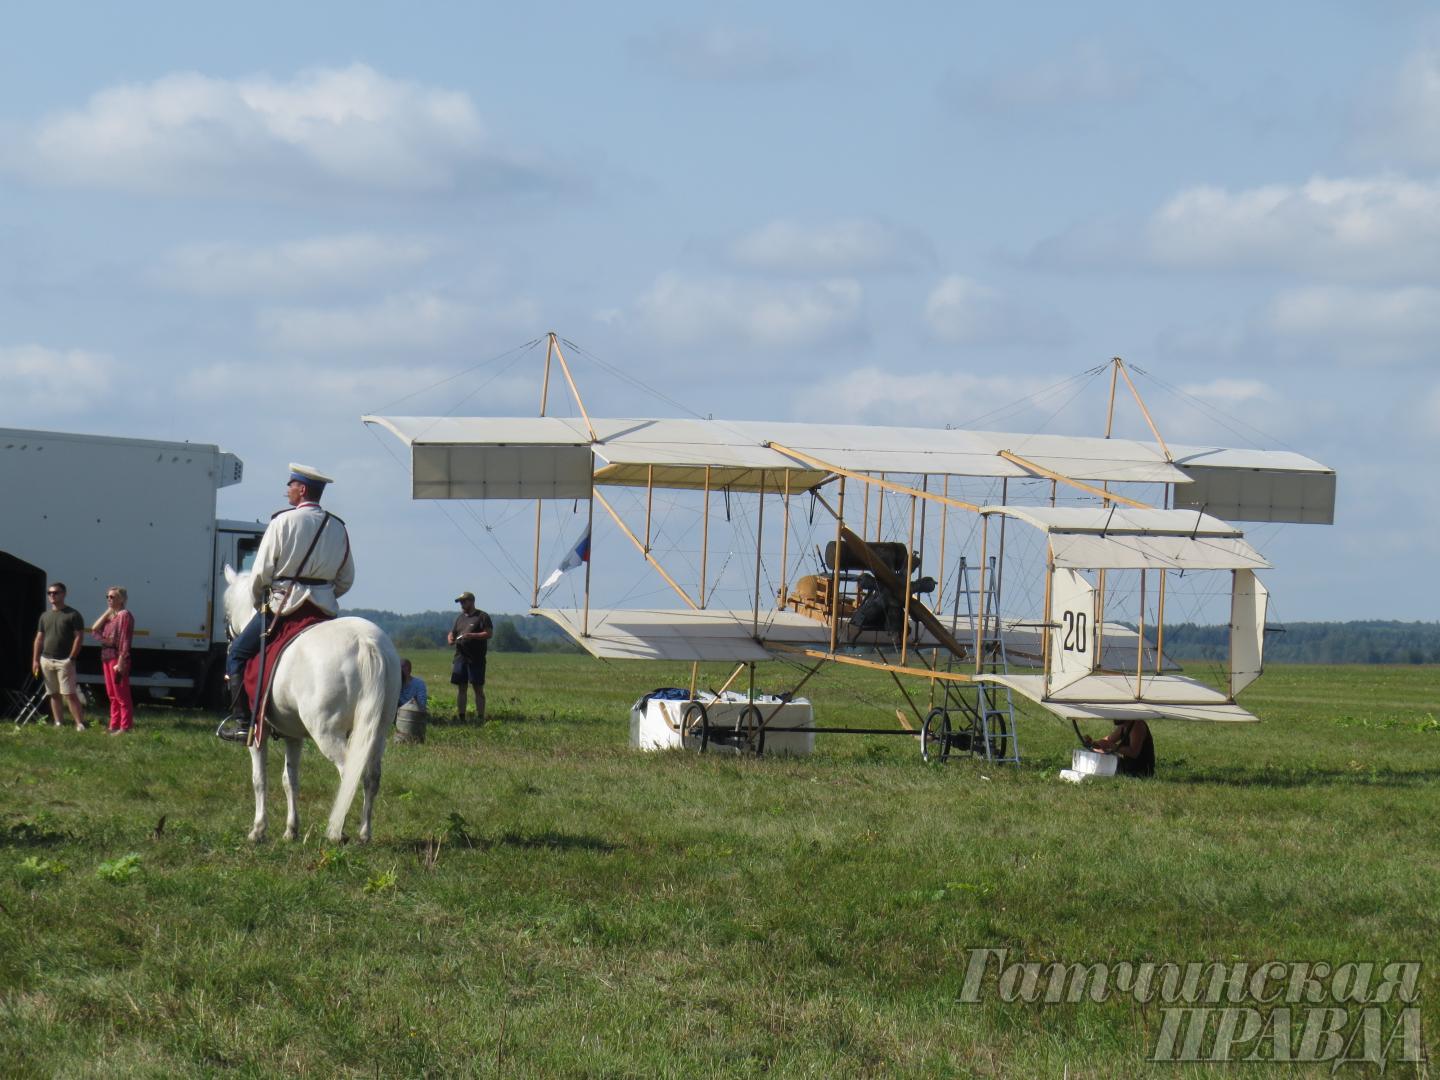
left=451, top=655, right=486, bottom=687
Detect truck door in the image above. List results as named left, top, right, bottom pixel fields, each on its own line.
left=212, top=529, right=263, bottom=644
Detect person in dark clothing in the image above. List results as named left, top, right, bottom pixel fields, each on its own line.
left=33, top=582, right=87, bottom=730
left=448, top=591, right=492, bottom=723
left=1086, top=718, right=1156, bottom=777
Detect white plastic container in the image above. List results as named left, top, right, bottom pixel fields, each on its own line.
left=1071, top=748, right=1119, bottom=777
left=629, top=692, right=814, bottom=756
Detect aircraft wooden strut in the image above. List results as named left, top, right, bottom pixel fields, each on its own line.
left=364, top=335, right=1335, bottom=762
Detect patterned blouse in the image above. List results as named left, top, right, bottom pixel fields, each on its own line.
left=99, top=609, right=134, bottom=665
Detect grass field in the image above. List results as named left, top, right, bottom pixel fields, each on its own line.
left=2, top=653, right=1436, bottom=1077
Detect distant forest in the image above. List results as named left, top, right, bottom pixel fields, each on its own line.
left=352, top=610, right=1440, bottom=664
left=1163, top=621, right=1440, bottom=665
left=347, top=610, right=583, bottom=654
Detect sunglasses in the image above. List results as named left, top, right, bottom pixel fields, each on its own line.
left=47, top=589, right=63, bottom=596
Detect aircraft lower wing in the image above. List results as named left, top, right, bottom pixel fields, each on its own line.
left=976, top=673, right=1259, bottom=723
left=534, top=607, right=952, bottom=661
left=534, top=607, right=1179, bottom=672
left=535, top=608, right=809, bottom=662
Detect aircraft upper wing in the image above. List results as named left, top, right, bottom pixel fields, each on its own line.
left=363, top=414, right=1335, bottom=524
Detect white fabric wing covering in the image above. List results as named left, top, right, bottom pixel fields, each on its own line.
left=982, top=505, right=1271, bottom=571
left=978, top=673, right=1260, bottom=723
left=363, top=414, right=1335, bottom=523
left=1229, top=569, right=1267, bottom=696
left=535, top=608, right=774, bottom=661
left=1047, top=568, right=1096, bottom=695
left=1049, top=533, right=1269, bottom=571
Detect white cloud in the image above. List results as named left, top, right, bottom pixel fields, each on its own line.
left=1145, top=176, right=1440, bottom=280
left=631, top=272, right=864, bottom=349
left=1352, top=46, right=1440, bottom=168
left=1152, top=377, right=1301, bottom=446
left=1176, top=378, right=1271, bottom=405
left=0, top=345, right=114, bottom=416
left=1264, top=284, right=1440, bottom=363
left=8, top=64, right=560, bottom=198
left=727, top=218, right=932, bottom=275
left=948, top=37, right=1155, bottom=111
left=924, top=275, right=1066, bottom=346
left=258, top=291, right=540, bottom=353
left=155, top=234, right=437, bottom=295
left=795, top=368, right=1066, bottom=429
left=629, top=26, right=811, bottom=82
left=177, top=360, right=537, bottom=414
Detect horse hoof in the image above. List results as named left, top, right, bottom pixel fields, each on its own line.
left=283, top=830, right=298, bottom=842
left=248, top=829, right=266, bottom=843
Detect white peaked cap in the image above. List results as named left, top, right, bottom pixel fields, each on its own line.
left=288, top=462, right=335, bottom=485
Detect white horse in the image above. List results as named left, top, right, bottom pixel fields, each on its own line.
left=222, top=566, right=401, bottom=843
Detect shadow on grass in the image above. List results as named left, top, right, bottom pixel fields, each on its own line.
left=1166, top=764, right=1440, bottom=788
left=495, top=829, right=619, bottom=852
left=0, top=817, right=70, bottom=847
left=397, top=830, right=620, bottom=855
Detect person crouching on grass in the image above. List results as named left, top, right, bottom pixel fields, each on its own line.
left=1085, top=717, right=1156, bottom=777
left=91, top=586, right=135, bottom=734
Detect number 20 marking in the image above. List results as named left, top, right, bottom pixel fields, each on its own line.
left=1062, top=610, right=1088, bottom=653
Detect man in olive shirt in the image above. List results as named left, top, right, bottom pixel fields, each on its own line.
left=31, top=581, right=86, bottom=730
left=448, top=591, right=492, bottom=723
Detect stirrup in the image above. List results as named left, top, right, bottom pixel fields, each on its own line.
left=215, top=716, right=251, bottom=743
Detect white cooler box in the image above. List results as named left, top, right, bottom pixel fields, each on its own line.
left=1060, top=747, right=1119, bottom=783
left=629, top=692, right=815, bottom=756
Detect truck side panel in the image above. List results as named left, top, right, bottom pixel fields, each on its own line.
left=0, top=428, right=257, bottom=704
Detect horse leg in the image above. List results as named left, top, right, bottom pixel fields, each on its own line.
left=358, top=756, right=383, bottom=844
left=248, top=744, right=268, bottom=843
left=282, top=737, right=303, bottom=841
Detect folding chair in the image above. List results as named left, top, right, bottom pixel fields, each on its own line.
left=5, top=677, right=49, bottom=727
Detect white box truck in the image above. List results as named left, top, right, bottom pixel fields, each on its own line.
left=0, top=427, right=264, bottom=707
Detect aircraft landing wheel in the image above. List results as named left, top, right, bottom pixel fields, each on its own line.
left=736, top=704, right=766, bottom=758
left=921, top=708, right=951, bottom=763
left=681, top=701, right=710, bottom=753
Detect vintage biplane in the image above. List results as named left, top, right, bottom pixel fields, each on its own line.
left=364, top=335, right=1335, bottom=763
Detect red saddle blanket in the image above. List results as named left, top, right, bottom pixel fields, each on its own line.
left=244, top=602, right=332, bottom=730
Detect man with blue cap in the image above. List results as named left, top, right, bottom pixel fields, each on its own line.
left=217, top=462, right=354, bottom=742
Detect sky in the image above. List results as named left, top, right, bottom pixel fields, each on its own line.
left=1, top=1, right=1437, bottom=622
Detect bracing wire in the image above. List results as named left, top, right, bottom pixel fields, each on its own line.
left=1127, top=365, right=1304, bottom=454
left=559, top=337, right=708, bottom=420
left=369, top=338, right=544, bottom=415
left=952, top=365, right=1109, bottom=430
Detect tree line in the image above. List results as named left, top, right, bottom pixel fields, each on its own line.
left=346, top=610, right=584, bottom=654
left=351, top=610, right=1440, bottom=664
left=1162, top=621, right=1440, bottom=665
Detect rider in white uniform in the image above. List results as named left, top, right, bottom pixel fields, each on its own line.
left=218, top=463, right=353, bottom=742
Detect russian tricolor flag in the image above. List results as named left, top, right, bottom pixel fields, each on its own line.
left=541, top=525, right=591, bottom=590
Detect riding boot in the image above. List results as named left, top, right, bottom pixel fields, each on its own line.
left=215, top=680, right=252, bottom=743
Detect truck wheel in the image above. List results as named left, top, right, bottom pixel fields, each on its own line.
left=197, top=660, right=226, bottom=711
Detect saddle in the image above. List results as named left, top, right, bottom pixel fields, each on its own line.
left=243, top=601, right=333, bottom=734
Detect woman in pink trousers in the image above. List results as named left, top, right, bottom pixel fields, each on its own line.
left=91, top=587, right=135, bottom=734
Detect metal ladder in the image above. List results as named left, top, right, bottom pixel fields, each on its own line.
left=941, top=556, right=1019, bottom=765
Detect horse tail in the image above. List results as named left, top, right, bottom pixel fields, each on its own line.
left=328, top=627, right=399, bottom=840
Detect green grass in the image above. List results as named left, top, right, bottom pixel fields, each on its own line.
left=1, top=654, right=1436, bottom=1077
